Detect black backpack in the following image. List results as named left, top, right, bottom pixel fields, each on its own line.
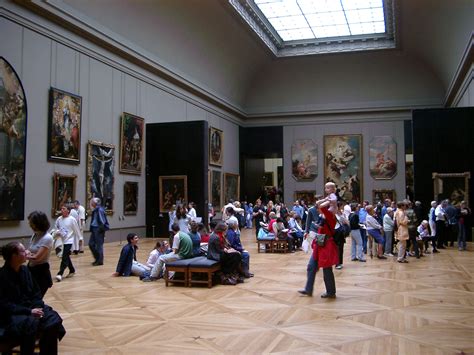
left=349, top=213, right=359, bottom=229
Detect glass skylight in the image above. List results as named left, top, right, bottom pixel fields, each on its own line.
left=254, top=0, right=386, bottom=41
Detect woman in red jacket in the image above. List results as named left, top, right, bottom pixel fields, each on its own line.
left=299, top=192, right=339, bottom=298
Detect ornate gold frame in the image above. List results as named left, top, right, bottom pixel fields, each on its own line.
left=432, top=172, right=470, bottom=206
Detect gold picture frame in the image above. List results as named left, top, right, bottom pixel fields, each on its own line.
left=159, top=175, right=188, bottom=212
left=119, top=112, right=144, bottom=175
left=209, top=127, right=223, bottom=167
left=52, top=173, right=77, bottom=217
left=433, top=172, right=470, bottom=206
left=224, top=173, right=240, bottom=203
left=209, top=169, right=222, bottom=209
left=372, top=189, right=396, bottom=205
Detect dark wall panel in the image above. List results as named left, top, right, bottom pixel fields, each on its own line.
left=146, top=121, right=208, bottom=237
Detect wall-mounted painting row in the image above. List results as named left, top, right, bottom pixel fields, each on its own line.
left=120, top=112, right=144, bottom=175
left=324, top=134, right=362, bottom=203
left=0, top=57, right=27, bottom=221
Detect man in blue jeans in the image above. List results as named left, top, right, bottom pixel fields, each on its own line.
left=89, top=197, right=109, bottom=266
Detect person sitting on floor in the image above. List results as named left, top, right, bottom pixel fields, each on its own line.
left=112, top=233, right=150, bottom=277
left=226, top=219, right=253, bottom=278
left=0, top=242, right=66, bottom=354
left=143, top=223, right=193, bottom=281
left=207, top=222, right=244, bottom=285
left=146, top=241, right=170, bottom=269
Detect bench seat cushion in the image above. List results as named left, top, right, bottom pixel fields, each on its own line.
left=189, top=256, right=220, bottom=268
left=166, top=258, right=195, bottom=267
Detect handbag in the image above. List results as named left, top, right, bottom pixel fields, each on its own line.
left=315, top=233, right=328, bottom=247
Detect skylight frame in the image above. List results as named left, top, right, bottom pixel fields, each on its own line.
left=228, top=0, right=397, bottom=57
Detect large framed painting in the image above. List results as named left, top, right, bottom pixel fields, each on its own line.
left=119, top=112, right=144, bottom=175
left=209, top=169, right=222, bottom=209
left=369, top=136, right=397, bottom=179
left=433, top=172, right=470, bottom=206
left=372, top=189, right=396, bottom=205
left=52, top=173, right=76, bottom=217
left=209, top=127, right=223, bottom=167
left=87, top=141, right=115, bottom=215
left=48, top=87, right=82, bottom=164
left=294, top=190, right=317, bottom=206
left=159, top=175, right=187, bottom=212
left=263, top=171, right=274, bottom=186
left=292, top=139, right=318, bottom=181
left=324, top=134, right=362, bottom=203
left=124, top=181, right=138, bottom=215
left=224, top=173, right=240, bottom=203
left=0, top=57, right=28, bottom=221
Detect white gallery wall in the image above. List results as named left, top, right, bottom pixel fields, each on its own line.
left=0, top=7, right=241, bottom=241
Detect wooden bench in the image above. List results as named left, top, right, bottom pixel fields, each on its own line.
left=257, top=239, right=275, bottom=253
left=164, top=257, right=221, bottom=288
left=272, top=240, right=289, bottom=253
left=188, top=257, right=220, bottom=288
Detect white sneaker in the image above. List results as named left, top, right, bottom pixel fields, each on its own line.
left=335, top=264, right=343, bottom=270
left=55, top=275, right=62, bottom=282
left=384, top=253, right=394, bottom=257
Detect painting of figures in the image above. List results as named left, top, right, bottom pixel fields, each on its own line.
left=324, top=135, right=362, bottom=203
left=224, top=173, right=240, bottom=203
left=292, top=139, right=318, bottom=181
left=209, top=170, right=222, bottom=209
left=209, top=127, right=223, bottom=166
left=372, top=189, right=396, bottom=205
left=87, top=141, right=115, bottom=214
left=369, top=136, right=397, bottom=179
left=0, top=57, right=27, bottom=220
left=52, top=173, right=76, bottom=217
left=159, top=175, right=187, bottom=212
left=48, top=87, right=82, bottom=164
left=124, top=181, right=138, bottom=215
left=119, top=113, right=144, bottom=174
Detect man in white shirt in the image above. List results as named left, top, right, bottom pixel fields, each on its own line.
left=74, top=200, right=86, bottom=253
left=435, top=200, right=448, bottom=249
left=54, top=205, right=81, bottom=281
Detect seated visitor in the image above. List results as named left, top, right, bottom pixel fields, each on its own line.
left=188, top=220, right=203, bottom=257
left=226, top=219, right=253, bottom=278
left=417, top=220, right=437, bottom=254
left=113, top=233, right=149, bottom=277
left=207, top=222, right=244, bottom=285
left=198, top=223, right=211, bottom=243
left=287, top=212, right=304, bottom=247
left=144, top=223, right=193, bottom=281
left=0, top=242, right=66, bottom=354
left=273, top=217, right=294, bottom=252
left=146, top=241, right=170, bottom=269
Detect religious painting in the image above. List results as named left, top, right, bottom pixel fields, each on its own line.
left=263, top=171, right=274, bottom=186
left=433, top=172, right=470, bottom=206
left=324, top=134, right=362, bottom=203
left=123, top=181, right=138, bottom=215
left=294, top=190, right=317, bottom=206
left=224, top=173, right=240, bottom=203
left=87, top=141, right=115, bottom=215
left=0, top=57, right=27, bottom=221
left=159, top=175, right=187, bottom=212
left=372, top=189, right=396, bottom=205
left=52, top=173, right=76, bottom=217
left=369, top=136, right=397, bottom=179
left=292, top=139, right=318, bottom=181
left=119, top=113, right=144, bottom=175
left=209, top=127, right=223, bottom=166
left=209, top=169, right=222, bottom=209
left=47, top=87, right=82, bottom=164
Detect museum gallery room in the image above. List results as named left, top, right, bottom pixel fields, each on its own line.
left=0, top=0, right=473, bottom=353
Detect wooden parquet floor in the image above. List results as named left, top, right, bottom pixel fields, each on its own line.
left=45, top=229, right=474, bottom=354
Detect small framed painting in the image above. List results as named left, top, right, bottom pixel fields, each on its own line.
left=123, top=181, right=138, bottom=215
left=224, top=173, right=240, bottom=203
left=209, top=169, right=222, bottom=209
left=119, top=112, right=144, bottom=175
left=159, top=175, right=188, bottom=212
left=209, top=127, right=223, bottom=166
left=372, top=189, right=396, bottom=205
left=292, top=139, right=318, bottom=181
left=294, top=190, right=317, bottom=206
left=52, top=173, right=77, bottom=217
left=48, top=87, right=82, bottom=164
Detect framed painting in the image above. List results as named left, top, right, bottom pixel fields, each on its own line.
left=324, top=134, right=362, bottom=203
left=52, top=173, right=76, bottom=217
left=209, top=127, right=223, bottom=167
left=294, top=190, right=317, bottom=206
left=119, top=112, right=144, bottom=175
left=159, top=175, right=187, bottom=212
left=369, top=136, right=397, bottom=179
left=433, top=172, right=470, bottom=206
left=224, top=173, right=240, bottom=203
left=209, top=169, right=222, bottom=209
left=124, top=181, right=138, bottom=215
left=292, top=139, right=318, bottom=181
left=47, top=87, right=82, bottom=164
left=372, top=189, right=396, bottom=205
left=86, top=141, right=115, bottom=215
left=0, top=57, right=28, bottom=221
left=263, top=171, right=274, bottom=186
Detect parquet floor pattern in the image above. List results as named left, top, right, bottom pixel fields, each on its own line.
left=45, top=229, right=474, bottom=354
